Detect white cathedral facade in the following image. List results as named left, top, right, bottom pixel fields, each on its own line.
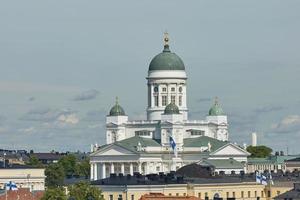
left=90, top=34, right=250, bottom=180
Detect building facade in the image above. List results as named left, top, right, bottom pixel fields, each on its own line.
left=90, top=34, right=250, bottom=180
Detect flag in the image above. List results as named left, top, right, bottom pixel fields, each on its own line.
left=5, top=181, right=18, bottom=191
left=269, top=172, right=274, bottom=185
left=261, top=175, right=267, bottom=185
left=255, top=172, right=261, bottom=183
left=169, top=136, right=177, bottom=157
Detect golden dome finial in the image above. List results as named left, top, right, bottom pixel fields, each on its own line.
left=164, top=31, right=169, bottom=46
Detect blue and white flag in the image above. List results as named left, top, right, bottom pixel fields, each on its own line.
left=255, top=172, right=261, bottom=183
left=169, top=136, right=177, bottom=157
left=5, top=181, right=18, bottom=191
left=261, top=174, right=268, bottom=185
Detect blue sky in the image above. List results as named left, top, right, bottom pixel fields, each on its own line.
left=0, top=0, right=299, bottom=152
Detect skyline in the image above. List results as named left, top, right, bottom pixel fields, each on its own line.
left=0, top=0, right=300, bottom=152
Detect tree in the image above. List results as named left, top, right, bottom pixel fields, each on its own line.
left=58, top=154, right=77, bottom=177
left=45, top=163, right=65, bottom=187
left=68, top=181, right=104, bottom=200
left=77, top=158, right=90, bottom=178
left=41, top=187, right=67, bottom=200
left=246, top=145, right=272, bottom=158
left=26, top=154, right=43, bottom=167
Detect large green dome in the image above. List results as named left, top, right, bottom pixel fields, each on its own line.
left=149, top=45, right=185, bottom=71
left=209, top=99, right=225, bottom=116
left=109, top=98, right=126, bottom=116
left=164, top=102, right=180, bottom=115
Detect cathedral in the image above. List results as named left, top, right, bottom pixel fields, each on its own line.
left=90, top=34, right=250, bottom=180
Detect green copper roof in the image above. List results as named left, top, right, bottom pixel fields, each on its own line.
left=209, top=98, right=225, bottom=116
left=116, top=136, right=161, bottom=153
left=109, top=98, right=126, bottom=116
left=164, top=102, right=180, bottom=115
left=199, top=159, right=244, bottom=169
left=183, top=136, right=228, bottom=152
left=149, top=45, right=185, bottom=71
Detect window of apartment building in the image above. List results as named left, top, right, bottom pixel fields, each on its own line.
left=131, top=194, right=134, bottom=200
left=176, top=193, right=179, bottom=196
left=232, top=192, right=235, bottom=198
left=198, top=193, right=201, bottom=198
left=255, top=191, right=257, bottom=197
left=179, top=96, right=182, bottom=106
left=162, top=95, right=167, bottom=106
left=109, top=195, right=113, bottom=200
left=154, top=95, right=159, bottom=106
left=261, top=191, right=264, bottom=197
left=268, top=190, right=271, bottom=197
left=226, top=192, right=229, bottom=198
left=241, top=191, right=244, bottom=198
left=205, top=192, right=208, bottom=197
left=169, top=193, right=172, bottom=196
left=248, top=191, right=251, bottom=198
left=171, top=95, right=176, bottom=104
left=118, top=194, right=122, bottom=200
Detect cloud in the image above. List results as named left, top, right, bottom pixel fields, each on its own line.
left=254, top=105, right=284, bottom=114
left=84, top=109, right=106, bottom=122
left=270, top=115, right=300, bottom=133
left=28, top=97, right=36, bottom=102
left=72, top=89, right=100, bottom=101
left=18, top=127, right=36, bottom=134
left=20, top=108, right=80, bottom=126
left=57, top=113, right=79, bottom=125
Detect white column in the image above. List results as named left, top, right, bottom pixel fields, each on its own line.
left=90, top=163, right=94, bottom=180
left=102, top=163, right=106, bottom=179
left=111, top=163, right=115, bottom=174
left=94, top=163, right=98, bottom=180
left=138, top=162, right=142, bottom=174
left=121, top=163, right=125, bottom=174
left=130, top=163, right=133, bottom=175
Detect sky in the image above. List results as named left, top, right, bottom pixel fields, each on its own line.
left=0, top=0, right=299, bottom=153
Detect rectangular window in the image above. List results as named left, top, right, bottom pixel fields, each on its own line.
left=198, top=193, right=201, bottom=198
left=277, top=191, right=280, bottom=195
left=268, top=191, right=271, bottom=197
left=233, top=192, right=235, bottom=198
left=169, top=193, right=172, bottom=196
left=154, top=96, right=159, bottom=106
left=179, top=96, right=182, bottom=106
left=255, top=191, right=257, bottom=197
left=226, top=192, right=229, bottom=198
left=176, top=193, right=179, bottom=196
left=171, top=87, right=175, bottom=92
left=162, top=96, right=167, bottom=106
left=118, top=194, right=122, bottom=200
left=248, top=191, right=251, bottom=197
left=109, top=195, right=113, bottom=200
left=183, top=193, right=186, bottom=196
left=156, top=166, right=160, bottom=172
left=205, top=192, right=208, bottom=197
left=162, top=87, right=167, bottom=92
left=171, top=95, right=176, bottom=104
left=131, top=194, right=134, bottom=200
left=261, top=191, right=264, bottom=197
left=241, top=191, right=244, bottom=198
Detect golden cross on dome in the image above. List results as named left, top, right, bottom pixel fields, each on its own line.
left=164, top=31, right=169, bottom=46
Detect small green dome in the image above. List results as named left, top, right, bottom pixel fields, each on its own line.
left=209, top=98, right=225, bottom=116
left=164, top=102, right=180, bottom=115
left=149, top=45, right=185, bottom=71
left=109, top=98, right=126, bottom=116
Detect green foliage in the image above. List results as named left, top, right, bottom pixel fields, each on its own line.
left=246, top=145, right=273, bottom=158
left=77, top=158, right=90, bottom=178
left=58, top=154, right=77, bottom=177
left=26, top=154, right=43, bottom=167
left=68, top=181, right=104, bottom=200
left=41, top=187, right=67, bottom=200
left=45, top=163, right=65, bottom=188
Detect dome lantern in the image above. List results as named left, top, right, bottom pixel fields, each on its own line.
left=209, top=97, right=225, bottom=116
left=164, top=102, right=180, bottom=115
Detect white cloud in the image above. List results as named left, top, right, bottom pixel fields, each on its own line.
left=271, top=115, right=300, bottom=133
left=57, top=113, right=79, bottom=125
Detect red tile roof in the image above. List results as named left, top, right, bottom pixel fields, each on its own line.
left=0, top=188, right=44, bottom=200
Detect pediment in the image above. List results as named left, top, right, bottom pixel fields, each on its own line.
left=92, top=144, right=136, bottom=156
left=211, top=143, right=250, bottom=156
